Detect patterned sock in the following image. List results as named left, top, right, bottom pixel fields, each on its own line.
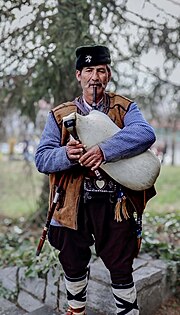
left=112, top=282, right=139, bottom=315
left=65, top=272, right=88, bottom=312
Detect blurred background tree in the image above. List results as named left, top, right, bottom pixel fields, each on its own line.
left=0, top=0, right=179, bottom=120
left=0, top=0, right=179, bottom=220
left=0, top=0, right=93, bottom=123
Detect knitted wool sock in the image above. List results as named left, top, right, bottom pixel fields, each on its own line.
left=65, top=272, right=88, bottom=311
left=112, top=282, right=139, bottom=315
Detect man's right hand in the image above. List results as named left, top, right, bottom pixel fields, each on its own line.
left=66, top=139, right=85, bottom=161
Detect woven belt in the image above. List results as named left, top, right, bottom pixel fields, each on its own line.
left=84, top=176, right=117, bottom=193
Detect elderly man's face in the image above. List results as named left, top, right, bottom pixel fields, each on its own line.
left=76, top=64, right=111, bottom=103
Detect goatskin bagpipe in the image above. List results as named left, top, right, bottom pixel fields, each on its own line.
left=63, top=110, right=161, bottom=191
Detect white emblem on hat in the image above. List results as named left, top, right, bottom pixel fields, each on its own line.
left=85, top=55, right=92, bottom=63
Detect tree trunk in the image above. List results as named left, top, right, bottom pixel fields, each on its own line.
left=171, top=119, right=177, bottom=166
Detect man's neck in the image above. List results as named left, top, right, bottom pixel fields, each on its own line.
left=83, top=93, right=104, bottom=106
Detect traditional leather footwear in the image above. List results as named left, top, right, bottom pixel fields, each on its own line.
left=65, top=306, right=86, bottom=315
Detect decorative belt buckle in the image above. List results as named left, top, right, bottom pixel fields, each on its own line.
left=95, top=179, right=106, bottom=190
left=84, top=177, right=117, bottom=193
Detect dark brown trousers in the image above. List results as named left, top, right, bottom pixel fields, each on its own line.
left=48, top=193, right=138, bottom=284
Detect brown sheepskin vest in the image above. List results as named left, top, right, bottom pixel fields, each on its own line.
left=48, top=93, right=156, bottom=229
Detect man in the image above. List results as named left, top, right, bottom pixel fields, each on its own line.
left=35, top=45, right=156, bottom=315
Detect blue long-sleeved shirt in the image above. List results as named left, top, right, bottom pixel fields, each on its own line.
left=35, top=102, right=156, bottom=174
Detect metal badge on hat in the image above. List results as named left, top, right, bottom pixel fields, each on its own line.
left=85, top=55, right=92, bottom=63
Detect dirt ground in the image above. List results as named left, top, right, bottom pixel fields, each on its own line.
left=154, top=296, right=180, bottom=315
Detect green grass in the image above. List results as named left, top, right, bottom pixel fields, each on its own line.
left=0, top=160, right=179, bottom=268
left=146, top=165, right=180, bottom=215
left=0, top=159, right=179, bottom=219
left=0, top=158, right=44, bottom=218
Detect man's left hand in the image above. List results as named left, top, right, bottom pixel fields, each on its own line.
left=79, top=145, right=104, bottom=171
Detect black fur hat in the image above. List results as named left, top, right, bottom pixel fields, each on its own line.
left=75, top=45, right=111, bottom=70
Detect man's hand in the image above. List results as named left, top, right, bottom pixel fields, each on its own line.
left=79, top=145, right=104, bottom=171
left=66, top=139, right=85, bottom=160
